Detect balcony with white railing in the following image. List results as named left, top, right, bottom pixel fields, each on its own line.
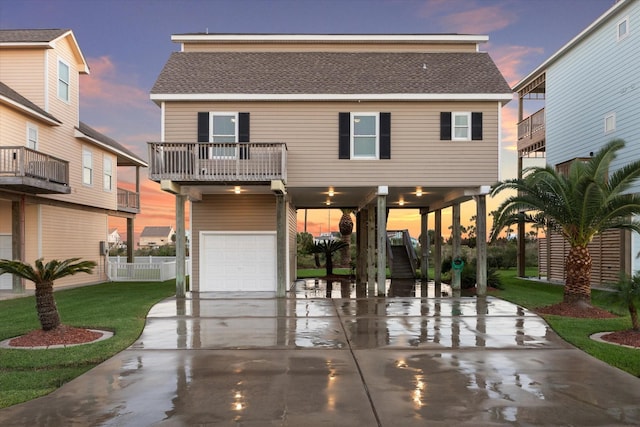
left=0, top=146, right=70, bottom=194
left=117, top=187, right=140, bottom=213
left=147, top=142, right=287, bottom=183
left=517, top=108, right=546, bottom=155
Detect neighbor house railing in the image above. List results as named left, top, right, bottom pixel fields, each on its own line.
left=117, top=187, right=140, bottom=212
left=147, top=142, right=287, bottom=182
left=0, top=146, right=69, bottom=185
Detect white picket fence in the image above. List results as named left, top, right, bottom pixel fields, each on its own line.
left=107, top=257, right=191, bottom=282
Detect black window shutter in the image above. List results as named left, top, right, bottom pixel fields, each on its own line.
left=338, top=112, right=350, bottom=159
left=440, top=112, right=452, bottom=140
left=239, top=112, right=250, bottom=159
left=197, top=112, right=209, bottom=159
left=471, top=112, right=483, bottom=140
left=380, top=112, right=391, bottom=159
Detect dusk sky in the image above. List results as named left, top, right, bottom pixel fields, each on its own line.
left=1, top=0, right=616, bottom=240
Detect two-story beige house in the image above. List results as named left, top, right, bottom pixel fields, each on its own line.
left=0, top=29, right=147, bottom=291
left=149, top=34, right=512, bottom=296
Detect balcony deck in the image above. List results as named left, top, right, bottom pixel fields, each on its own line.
left=0, top=146, right=70, bottom=194
left=517, top=108, right=546, bottom=156
left=117, top=188, right=140, bottom=213
left=147, top=142, right=287, bottom=184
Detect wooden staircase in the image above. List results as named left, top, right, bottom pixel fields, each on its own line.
left=387, top=230, right=418, bottom=279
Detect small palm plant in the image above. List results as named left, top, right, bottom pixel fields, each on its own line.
left=0, top=258, right=96, bottom=331
left=310, top=240, right=348, bottom=276
left=602, top=272, right=640, bottom=331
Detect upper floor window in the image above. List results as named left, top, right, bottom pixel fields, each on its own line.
left=618, top=16, right=629, bottom=41
left=27, top=123, right=38, bottom=150
left=197, top=112, right=250, bottom=159
left=83, top=148, right=93, bottom=186
left=103, top=157, right=113, bottom=191
left=604, top=113, right=616, bottom=133
left=338, top=112, right=391, bottom=160
left=58, top=59, right=70, bottom=102
left=440, top=112, right=483, bottom=141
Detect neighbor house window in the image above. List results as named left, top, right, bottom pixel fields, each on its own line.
left=338, top=112, right=391, bottom=160
left=556, top=157, right=591, bottom=177
left=618, top=17, right=629, bottom=41
left=83, top=148, right=93, bottom=185
left=103, top=157, right=113, bottom=191
left=27, top=123, right=38, bottom=150
left=604, top=113, right=616, bottom=133
left=440, top=112, right=483, bottom=141
left=58, top=59, right=70, bottom=102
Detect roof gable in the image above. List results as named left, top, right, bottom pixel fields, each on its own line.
left=140, top=226, right=174, bottom=237
left=75, top=122, right=147, bottom=167
left=0, top=81, right=61, bottom=125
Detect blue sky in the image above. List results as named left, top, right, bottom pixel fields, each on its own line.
left=0, top=0, right=617, bottom=235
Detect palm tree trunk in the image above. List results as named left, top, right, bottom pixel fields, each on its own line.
left=564, top=245, right=592, bottom=305
left=35, top=281, right=61, bottom=331
left=630, top=302, right=639, bottom=331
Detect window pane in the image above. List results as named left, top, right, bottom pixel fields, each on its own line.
left=354, top=136, right=376, bottom=156
left=213, top=115, right=236, bottom=136
left=619, top=20, right=627, bottom=38
left=454, top=127, right=469, bottom=139
left=454, top=115, right=468, bottom=126
left=59, top=61, right=69, bottom=81
left=354, top=115, right=376, bottom=135
left=212, top=136, right=236, bottom=143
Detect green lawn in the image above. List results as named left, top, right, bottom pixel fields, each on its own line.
left=494, top=270, right=640, bottom=377
left=0, top=281, right=175, bottom=408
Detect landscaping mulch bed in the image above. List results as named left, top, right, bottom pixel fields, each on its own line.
left=9, top=325, right=103, bottom=347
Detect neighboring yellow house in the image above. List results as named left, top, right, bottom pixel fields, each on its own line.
left=139, top=226, right=175, bottom=248
left=148, top=33, right=512, bottom=295
left=0, top=29, right=147, bottom=291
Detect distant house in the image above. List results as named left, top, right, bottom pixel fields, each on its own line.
left=107, top=228, right=125, bottom=249
left=139, top=226, right=175, bottom=248
left=513, top=0, right=639, bottom=285
left=0, top=29, right=147, bottom=291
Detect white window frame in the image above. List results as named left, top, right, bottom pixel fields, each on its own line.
left=103, top=156, right=113, bottom=191
left=82, top=148, right=93, bottom=186
left=209, top=112, right=238, bottom=158
left=617, top=16, right=629, bottom=41
left=26, top=123, right=38, bottom=150
left=351, top=112, right=379, bottom=160
left=604, top=112, right=616, bottom=134
left=57, top=58, right=70, bottom=102
left=452, top=112, right=471, bottom=141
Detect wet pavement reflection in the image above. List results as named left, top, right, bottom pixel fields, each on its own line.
left=1, top=280, right=639, bottom=426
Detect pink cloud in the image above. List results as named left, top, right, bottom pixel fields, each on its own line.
left=418, top=1, right=516, bottom=34
left=488, top=44, right=545, bottom=86
left=80, top=56, right=151, bottom=110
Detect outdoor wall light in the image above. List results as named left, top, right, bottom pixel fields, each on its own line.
left=234, top=186, right=242, bottom=194
left=328, top=187, right=335, bottom=197
left=416, top=187, right=423, bottom=197
left=325, top=200, right=331, bottom=206
left=398, top=199, right=405, bottom=206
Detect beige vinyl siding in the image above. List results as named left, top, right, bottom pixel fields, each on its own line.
left=47, top=37, right=79, bottom=125
left=21, top=205, right=108, bottom=289
left=0, top=201, right=11, bottom=233
left=191, top=194, right=277, bottom=291
left=538, top=229, right=624, bottom=287
left=164, top=101, right=499, bottom=188
left=0, top=49, right=46, bottom=106
left=0, top=106, right=34, bottom=146
left=181, top=42, right=478, bottom=53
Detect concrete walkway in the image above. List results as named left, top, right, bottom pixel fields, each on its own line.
left=1, top=283, right=639, bottom=426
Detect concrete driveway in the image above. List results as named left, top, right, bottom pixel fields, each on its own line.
left=0, top=283, right=639, bottom=426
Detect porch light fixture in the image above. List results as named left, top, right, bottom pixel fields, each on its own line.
left=398, top=199, right=405, bottom=206
left=234, top=186, right=242, bottom=194
left=325, top=199, right=331, bottom=206
left=416, top=187, right=423, bottom=197
left=328, top=187, right=335, bottom=197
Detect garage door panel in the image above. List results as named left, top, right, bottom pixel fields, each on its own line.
left=200, top=232, right=276, bottom=292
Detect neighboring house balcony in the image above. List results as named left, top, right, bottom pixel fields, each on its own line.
left=117, top=187, right=140, bottom=213
left=0, top=146, right=70, bottom=194
left=147, top=142, right=287, bottom=184
left=517, top=107, right=546, bottom=156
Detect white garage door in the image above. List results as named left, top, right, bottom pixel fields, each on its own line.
left=200, top=232, right=277, bottom=292
left=0, top=235, right=12, bottom=290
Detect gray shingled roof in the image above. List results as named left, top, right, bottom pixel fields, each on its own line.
left=140, top=226, right=173, bottom=237
left=151, top=51, right=511, bottom=95
left=0, top=81, right=61, bottom=123
left=0, top=29, right=69, bottom=43
left=77, top=122, right=146, bottom=167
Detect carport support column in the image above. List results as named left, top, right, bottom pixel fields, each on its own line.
left=434, top=209, right=442, bottom=288
left=276, top=193, right=286, bottom=298
left=175, top=194, right=187, bottom=298
left=11, top=200, right=25, bottom=293
left=475, top=195, right=487, bottom=296
left=366, top=206, right=376, bottom=296
left=376, top=190, right=387, bottom=297
left=452, top=203, right=461, bottom=294
left=419, top=208, right=429, bottom=284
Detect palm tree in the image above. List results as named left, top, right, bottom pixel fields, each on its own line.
left=0, top=258, right=96, bottom=331
left=310, top=240, right=348, bottom=276
left=490, top=139, right=640, bottom=306
left=602, top=273, right=640, bottom=331
left=338, top=208, right=354, bottom=267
